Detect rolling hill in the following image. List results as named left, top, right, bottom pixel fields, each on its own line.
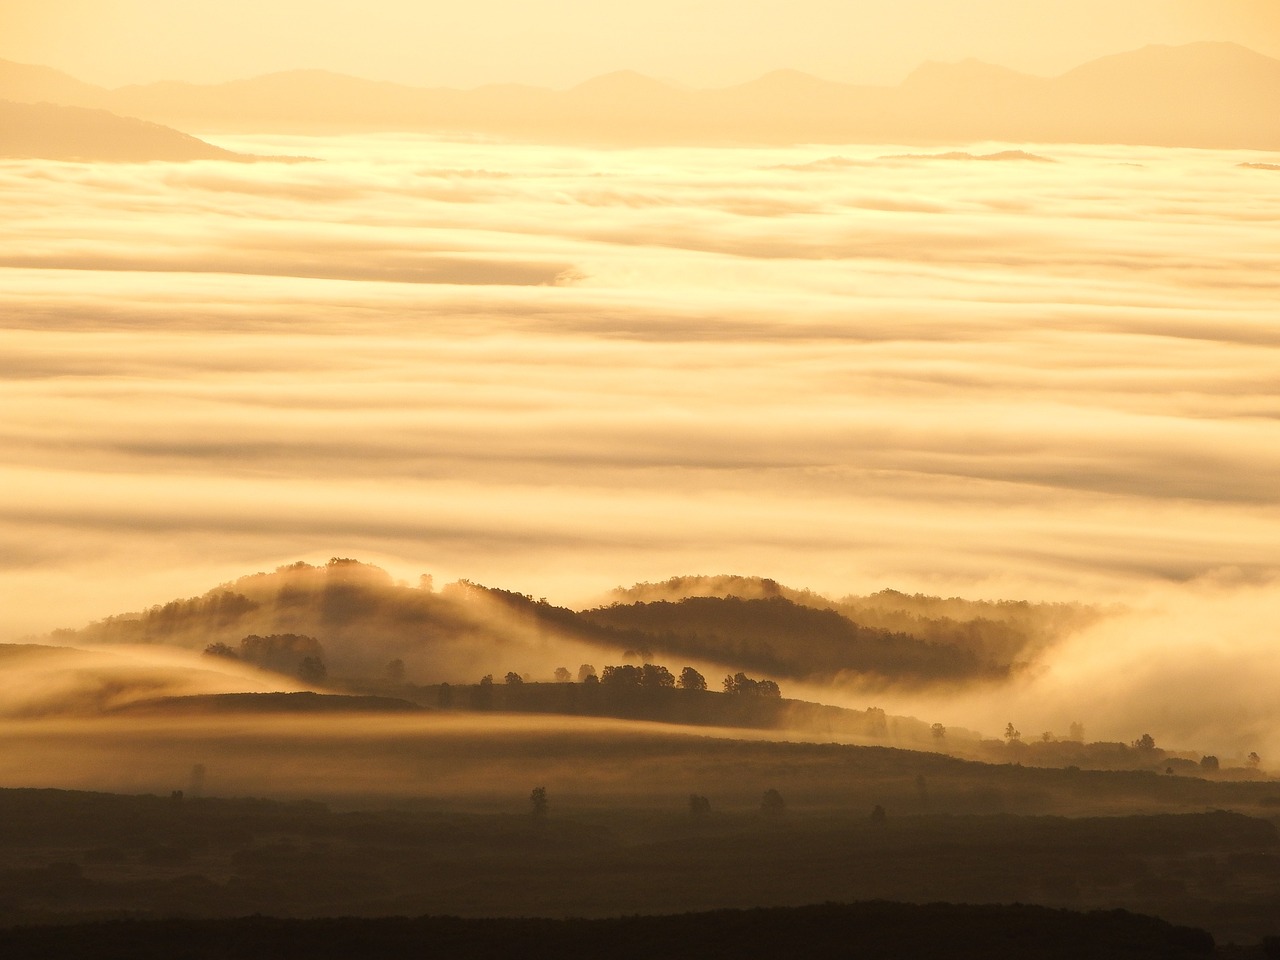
left=45, top=559, right=1088, bottom=690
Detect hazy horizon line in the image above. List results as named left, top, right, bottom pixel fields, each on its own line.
left=7, top=38, right=1268, bottom=97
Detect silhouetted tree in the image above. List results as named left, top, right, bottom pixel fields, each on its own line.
left=554, top=667, right=572, bottom=682
left=385, top=658, right=406, bottom=682
left=761, top=788, right=785, bottom=817
left=203, top=642, right=239, bottom=660
left=931, top=722, right=946, bottom=740
left=530, top=786, right=548, bottom=819
left=723, top=672, right=780, bottom=696
left=1004, top=722, right=1021, bottom=744
left=689, top=794, right=711, bottom=820
left=867, top=707, right=888, bottom=737
left=1040, top=731, right=1054, bottom=743
left=297, top=656, right=327, bottom=684
left=1068, top=721, right=1085, bottom=741
left=601, top=664, right=641, bottom=687
left=582, top=673, right=599, bottom=685
left=1248, top=751, right=1262, bottom=768
left=577, top=664, right=596, bottom=682
left=678, top=667, right=707, bottom=691
left=1200, top=755, right=1220, bottom=772
left=640, top=663, right=675, bottom=688
left=473, top=675, right=494, bottom=710
left=505, top=672, right=524, bottom=685
left=239, top=634, right=325, bottom=676
left=1132, top=733, right=1156, bottom=751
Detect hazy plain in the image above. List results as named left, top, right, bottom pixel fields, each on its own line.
left=2, top=135, right=1278, bottom=753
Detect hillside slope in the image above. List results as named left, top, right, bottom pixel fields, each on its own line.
left=0, top=100, right=247, bottom=161
left=49, top=560, right=1089, bottom=689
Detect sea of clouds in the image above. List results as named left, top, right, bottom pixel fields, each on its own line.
left=2, top=135, right=1278, bottom=752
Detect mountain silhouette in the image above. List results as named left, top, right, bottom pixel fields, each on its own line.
left=4, top=42, right=1277, bottom=148
left=0, top=99, right=247, bottom=161
left=0, top=60, right=109, bottom=108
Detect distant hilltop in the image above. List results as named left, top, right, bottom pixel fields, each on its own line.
left=3, top=41, right=1279, bottom=149
left=0, top=99, right=246, bottom=162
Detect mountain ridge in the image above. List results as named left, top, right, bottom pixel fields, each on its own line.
left=2, top=42, right=1277, bottom=147
left=0, top=99, right=253, bottom=162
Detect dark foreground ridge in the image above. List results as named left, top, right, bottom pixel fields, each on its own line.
left=0, top=902, right=1217, bottom=960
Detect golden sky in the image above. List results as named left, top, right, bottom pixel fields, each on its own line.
left=3, top=0, right=1278, bottom=88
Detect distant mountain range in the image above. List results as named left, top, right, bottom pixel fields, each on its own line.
left=3, top=41, right=1280, bottom=149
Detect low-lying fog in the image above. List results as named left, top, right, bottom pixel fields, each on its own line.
left=1, top=135, right=1277, bottom=770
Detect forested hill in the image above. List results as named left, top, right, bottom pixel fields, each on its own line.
left=47, top=559, right=1093, bottom=689
left=578, top=596, right=997, bottom=684
left=603, top=575, right=1097, bottom=670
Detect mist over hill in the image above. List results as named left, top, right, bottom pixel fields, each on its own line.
left=602, top=575, right=1097, bottom=671
left=46, top=559, right=1084, bottom=691
left=2, top=42, right=1277, bottom=147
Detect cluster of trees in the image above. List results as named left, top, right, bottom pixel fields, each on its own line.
left=994, top=726, right=1262, bottom=774
left=722, top=672, right=781, bottom=697
left=480, top=664, right=778, bottom=697
left=204, top=634, right=327, bottom=683
left=1003, top=721, right=1087, bottom=745
left=550, top=664, right=712, bottom=690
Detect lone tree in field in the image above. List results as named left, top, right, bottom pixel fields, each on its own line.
left=554, top=667, right=572, bottom=682
left=505, top=671, right=524, bottom=685
left=931, top=723, right=946, bottom=740
left=530, top=786, right=548, bottom=819
left=577, top=664, right=597, bottom=682
left=761, top=788, right=786, bottom=817
left=1132, top=733, right=1156, bottom=752
left=1004, top=722, right=1021, bottom=744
